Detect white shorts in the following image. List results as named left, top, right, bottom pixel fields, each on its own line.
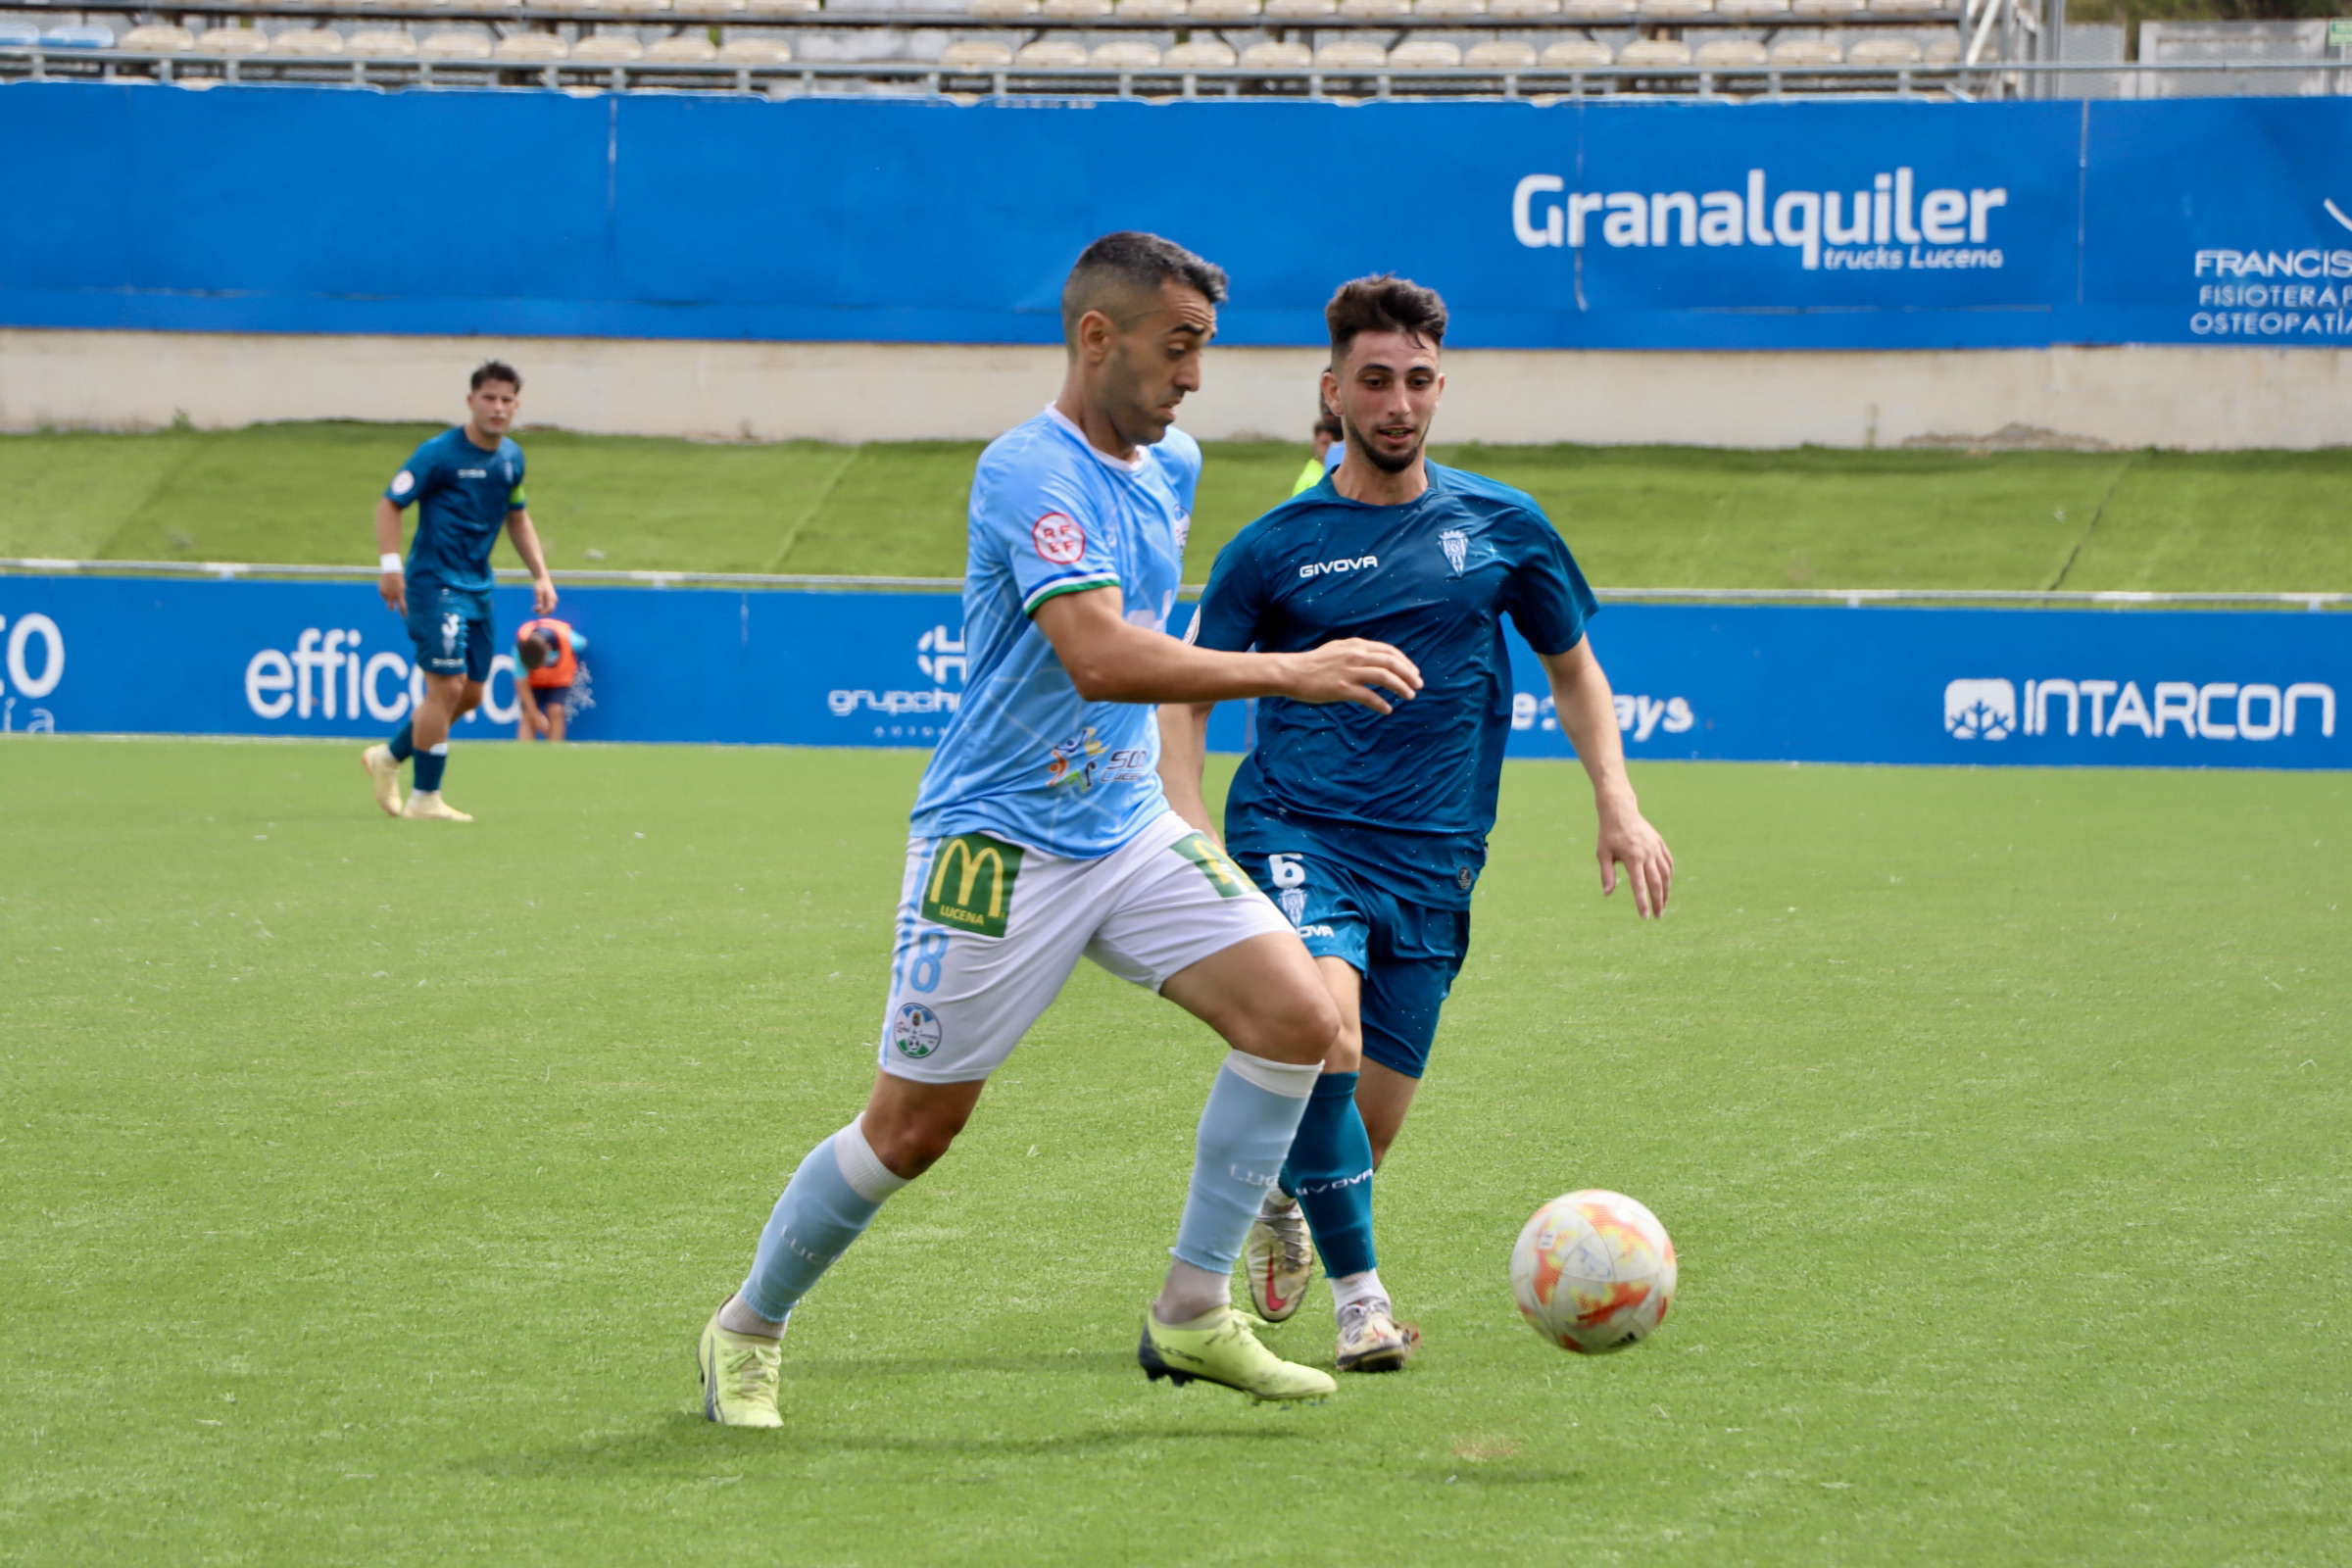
left=874, top=808, right=1295, bottom=1084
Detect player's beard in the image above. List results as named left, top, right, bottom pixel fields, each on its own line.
left=1347, top=418, right=1426, bottom=475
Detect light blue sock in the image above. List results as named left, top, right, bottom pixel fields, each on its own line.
left=1284, top=1071, right=1377, bottom=1280
left=740, top=1118, right=909, bottom=1323
left=1171, top=1054, right=1320, bottom=1276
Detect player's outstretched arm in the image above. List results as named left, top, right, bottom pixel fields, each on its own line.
left=1540, top=640, right=1674, bottom=918
left=374, top=498, right=408, bottom=615
left=1034, top=586, right=1421, bottom=712
left=1156, top=701, right=1219, bottom=838
left=506, top=511, right=558, bottom=615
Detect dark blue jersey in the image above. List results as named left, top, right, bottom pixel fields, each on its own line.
left=385, top=428, right=527, bottom=601
left=1189, top=462, right=1596, bottom=907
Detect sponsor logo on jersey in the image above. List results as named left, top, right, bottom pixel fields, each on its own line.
left=922, top=833, right=1024, bottom=939
left=892, top=1002, right=943, bottom=1058
left=1439, top=528, right=1470, bottom=577
left=1298, top=555, right=1379, bottom=580
left=1045, top=725, right=1105, bottom=791
left=458, top=468, right=489, bottom=479
left=390, top=470, right=416, bottom=497
left=1171, top=832, right=1250, bottom=899
left=1033, top=513, right=1087, bottom=566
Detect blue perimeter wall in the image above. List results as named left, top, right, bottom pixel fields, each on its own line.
left=5, top=83, right=2351, bottom=350
left=0, top=576, right=2342, bottom=768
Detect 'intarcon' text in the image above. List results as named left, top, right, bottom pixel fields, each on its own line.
left=1513, top=168, right=2007, bottom=270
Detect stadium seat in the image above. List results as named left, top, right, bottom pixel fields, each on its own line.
left=1618, top=35, right=1692, bottom=62
left=1488, top=0, right=1561, bottom=16
left=1091, top=39, right=1161, bottom=64
left=419, top=29, right=494, bottom=58
left=1642, top=0, right=1714, bottom=17
left=1561, top=0, right=1636, bottom=18
left=1013, top=38, right=1090, bottom=64
left=39, top=24, right=115, bottom=48
left=1693, top=36, right=1765, bottom=62
left=1766, top=35, right=1840, bottom=62
left=192, top=25, right=270, bottom=54
left=269, top=27, right=347, bottom=54
left=1241, top=37, right=1312, bottom=64
left=1165, top=36, right=1237, bottom=63
left=1465, top=38, right=1538, bottom=64
left=1923, top=33, right=1959, bottom=60
left=119, top=24, right=197, bottom=52
left=1118, top=0, right=1190, bottom=17
left=1845, top=32, right=1922, bottom=59
left=568, top=32, right=644, bottom=59
left=1715, top=0, right=1789, bottom=14
left=0, top=22, right=35, bottom=46
left=1540, top=36, right=1613, bottom=63
left=1388, top=37, right=1461, bottom=65
left=967, top=0, right=1041, bottom=16
left=719, top=34, right=793, bottom=59
left=1188, top=0, right=1264, bottom=17
left=497, top=31, right=570, bottom=59
left=1264, top=0, right=1339, bottom=17
left=1340, top=0, right=1412, bottom=15
left=344, top=27, right=419, bottom=55
left=1042, top=0, right=1114, bottom=18
left=941, top=38, right=1015, bottom=65
left=1314, top=37, right=1389, bottom=65
left=643, top=32, right=715, bottom=60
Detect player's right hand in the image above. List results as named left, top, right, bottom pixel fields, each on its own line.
left=1284, top=638, right=1422, bottom=714
left=379, top=570, right=406, bottom=615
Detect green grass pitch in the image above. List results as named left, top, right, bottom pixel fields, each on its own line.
left=4, top=738, right=2346, bottom=1565
left=4, top=424, right=2349, bottom=592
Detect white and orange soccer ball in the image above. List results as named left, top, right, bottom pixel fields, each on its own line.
left=1509, top=1190, right=1677, bottom=1353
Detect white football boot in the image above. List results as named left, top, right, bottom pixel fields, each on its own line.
left=402, top=791, right=472, bottom=823
left=1334, top=1298, right=1417, bottom=1374
left=1243, top=1193, right=1314, bottom=1323
left=360, top=744, right=403, bottom=817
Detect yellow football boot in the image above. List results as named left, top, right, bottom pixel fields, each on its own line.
left=1138, top=1305, right=1337, bottom=1401
left=697, top=1311, right=784, bottom=1428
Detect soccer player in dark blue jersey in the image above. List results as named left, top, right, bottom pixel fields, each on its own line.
left=1160, top=275, right=1674, bottom=1373
left=361, top=362, right=557, bottom=821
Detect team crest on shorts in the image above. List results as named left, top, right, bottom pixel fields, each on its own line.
left=892, top=1003, right=943, bottom=1059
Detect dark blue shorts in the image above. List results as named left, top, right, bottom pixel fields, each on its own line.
left=1238, top=846, right=1468, bottom=1080
left=529, top=684, right=570, bottom=708
left=405, top=585, right=493, bottom=683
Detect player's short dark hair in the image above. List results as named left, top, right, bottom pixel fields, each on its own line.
left=1326, top=274, right=1447, bottom=364
left=516, top=631, right=549, bottom=671
left=471, top=360, right=522, bottom=394
left=1060, top=232, right=1229, bottom=344
left=1313, top=406, right=1345, bottom=440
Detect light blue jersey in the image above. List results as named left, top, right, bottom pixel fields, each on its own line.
left=906, top=407, right=1196, bottom=859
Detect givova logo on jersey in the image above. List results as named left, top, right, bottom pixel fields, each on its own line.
left=1944, top=677, right=2337, bottom=743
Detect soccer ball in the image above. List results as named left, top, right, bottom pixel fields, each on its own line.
left=1509, top=1190, right=1677, bottom=1353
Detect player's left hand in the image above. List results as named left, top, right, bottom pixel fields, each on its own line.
left=1596, top=808, right=1673, bottom=918
left=531, top=574, right=558, bottom=614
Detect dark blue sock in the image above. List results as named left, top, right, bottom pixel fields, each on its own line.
left=414, top=744, right=448, bottom=793
left=387, top=722, right=415, bottom=763
left=1283, top=1071, right=1376, bottom=1280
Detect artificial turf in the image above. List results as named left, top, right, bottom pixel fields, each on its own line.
left=3, top=738, right=2345, bottom=1566
left=3, top=424, right=2348, bottom=593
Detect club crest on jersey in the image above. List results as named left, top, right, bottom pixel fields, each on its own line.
left=922, top=833, right=1024, bottom=940
left=1278, top=888, right=1307, bottom=925
left=1440, top=529, right=1470, bottom=577
left=1032, top=513, right=1087, bottom=566
left=440, top=612, right=462, bottom=654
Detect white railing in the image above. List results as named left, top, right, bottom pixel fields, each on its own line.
left=5, top=558, right=2343, bottom=609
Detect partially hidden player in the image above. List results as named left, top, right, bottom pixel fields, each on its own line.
left=514, top=615, right=587, bottom=742
left=1291, top=405, right=1346, bottom=497
left=1158, top=274, right=1674, bottom=1373
left=696, top=233, right=1426, bottom=1426
left=361, top=361, right=557, bottom=821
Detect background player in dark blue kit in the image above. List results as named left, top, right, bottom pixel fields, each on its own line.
left=1160, top=275, right=1675, bottom=1373
left=361, top=362, right=558, bottom=821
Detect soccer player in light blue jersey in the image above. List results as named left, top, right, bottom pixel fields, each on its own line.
left=1160, top=275, right=1675, bottom=1373
left=696, top=234, right=1427, bottom=1424
left=360, top=361, right=557, bottom=821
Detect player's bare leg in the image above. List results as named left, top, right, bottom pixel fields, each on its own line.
left=403, top=674, right=480, bottom=821
left=1356, top=1061, right=1419, bottom=1169
left=543, top=705, right=566, bottom=743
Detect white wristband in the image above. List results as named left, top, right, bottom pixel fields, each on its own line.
left=379, top=554, right=404, bottom=573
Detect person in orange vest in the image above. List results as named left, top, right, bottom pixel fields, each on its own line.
left=514, top=615, right=588, bottom=742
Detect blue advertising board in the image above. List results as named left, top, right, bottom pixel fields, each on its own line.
left=3, top=85, right=2349, bottom=350
left=0, top=574, right=2340, bottom=769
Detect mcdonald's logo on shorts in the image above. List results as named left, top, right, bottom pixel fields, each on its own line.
left=1170, top=832, right=1250, bottom=899
left=922, top=833, right=1025, bottom=938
